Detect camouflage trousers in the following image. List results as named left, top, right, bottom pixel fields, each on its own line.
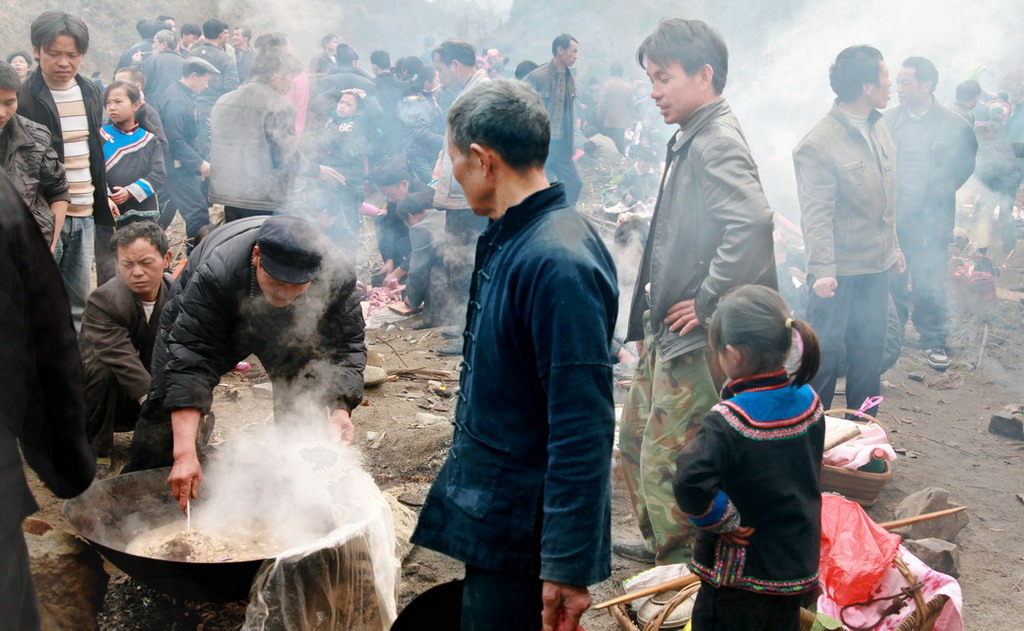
left=619, top=311, right=719, bottom=564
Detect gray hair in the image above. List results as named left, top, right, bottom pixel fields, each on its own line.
left=153, top=29, right=178, bottom=49
left=447, top=79, right=550, bottom=170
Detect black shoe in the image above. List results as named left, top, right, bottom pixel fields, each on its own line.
left=612, top=540, right=656, bottom=564
left=435, top=341, right=463, bottom=356
left=924, top=347, right=951, bottom=371
left=441, top=326, right=461, bottom=339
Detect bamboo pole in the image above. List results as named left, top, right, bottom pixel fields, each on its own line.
left=594, top=506, right=968, bottom=610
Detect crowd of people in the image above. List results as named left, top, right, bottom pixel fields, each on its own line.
left=1, top=7, right=1018, bottom=631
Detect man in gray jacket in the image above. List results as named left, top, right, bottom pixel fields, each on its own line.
left=794, top=46, right=904, bottom=415
left=617, top=18, right=776, bottom=565
left=208, top=50, right=343, bottom=223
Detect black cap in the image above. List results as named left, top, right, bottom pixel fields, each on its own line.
left=256, top=216, right=324, bottom=284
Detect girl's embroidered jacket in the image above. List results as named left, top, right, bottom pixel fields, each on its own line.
left=673, top=370, right=825, bottom=595
left=100, top=123, right=166, bottom=222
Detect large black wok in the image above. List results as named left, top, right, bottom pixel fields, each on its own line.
left=63, top=467, right=264, bottom=602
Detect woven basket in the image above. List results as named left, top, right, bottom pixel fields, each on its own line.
left=608, top=594, right=817, bottom=631
left=838, top=557, right=950, bottom=631
left=821, top=408, right=892, bottom=507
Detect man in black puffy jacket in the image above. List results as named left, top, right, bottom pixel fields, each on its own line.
left=125, top=215, right=366, bottom=509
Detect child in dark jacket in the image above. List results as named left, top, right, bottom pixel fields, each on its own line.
left=100, top=81, right=165, bottom=226
left=674, top=285, right=825, bottom=631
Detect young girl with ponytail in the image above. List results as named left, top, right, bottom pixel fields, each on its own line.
left=673, top=285, right=825, bottom=631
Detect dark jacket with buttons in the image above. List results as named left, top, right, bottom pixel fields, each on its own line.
left=626, top=98, right=777, bottom=361
left=412, top=184, right=618, bottom=586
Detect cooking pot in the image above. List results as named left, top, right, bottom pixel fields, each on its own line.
left=63, top=467, right=265, bottom=602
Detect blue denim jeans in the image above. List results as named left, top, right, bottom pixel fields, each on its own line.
left=53, top=215, right=95, bottom=333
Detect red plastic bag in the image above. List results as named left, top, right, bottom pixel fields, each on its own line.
left=819, top=494, right=901, bottom=606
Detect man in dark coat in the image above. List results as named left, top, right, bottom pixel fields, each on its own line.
left=411, top=79, right=618, bottom=631
left=187, top=19, right=239, bottom=156
left=156, top=57, right=217, bottom=247
left=81, top=221, right=172, bottom=467
left=125, top=215, right=367, bottom=509
left=0, top=170, right=94, bottom=630
left=141, top=28, right=184, bottom=107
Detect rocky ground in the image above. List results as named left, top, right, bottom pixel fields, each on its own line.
left=22, top=204, right=1024, bottom=630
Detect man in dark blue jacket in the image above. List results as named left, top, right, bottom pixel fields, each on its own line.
left=411, top=79, right=618, bottom=631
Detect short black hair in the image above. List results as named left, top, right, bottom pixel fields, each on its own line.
left=393, top=191, right=435, bottom=223
left=202, top=18, right=229, bottom=40
left=448, top=79, right=550, bottom=171
left=369, top=164, right=412, bottom=187
left=114, top=66, right=146, bottom=89
left=433, top=39, right=476, bottom=67
left=552, top=33, right=578, bottom=57
left=370, top=50, right=391, bottom=70
left=637, top=18, right=728, bottom=95
left=514, top=60, right=538, bottom=81
left=901, top=56, right=938, bottom=93
left=0, top=63, right=21, bottom=92
left=156, top=15, right=175, bottom=24
left=5, top=51, right=31, bottom=66
left=254, top=32, right=288, bottom=54
left=321, top=33, right=337, bottom=48
left=336, top=43, right=359, bottom=66
left=181, top=23, right=201, bottom=38
left=105, top=80, right=142, bottom=104
left=30, top=11, right=90, bottom=55
left=235, top=26, right=252, bottom=40
left=115, top=220, right=169, bottom=255
left=956, top=80, right=982, bottom=103
left=829, top=45, right=884, bottom=103
left=138, top=19, right=165, bottom=41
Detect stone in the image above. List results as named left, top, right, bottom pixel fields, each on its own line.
left=893, top=488, right=969, bottom=542
left=252, top=382, right=274, bottom=399
left=364, top=365, right=389, bottom=387
left=988, top=414, right=1024, bottom=440
left=414, top=413, right=448, bottom=427
left=907, top=373, right=925, bottom=382
left=383, top=490, right=418, bottom=561
left=25, top=529, right=108, bottom=631
left=903, top=538, right=960, bottom=577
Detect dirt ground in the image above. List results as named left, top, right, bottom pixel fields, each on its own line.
left=23, top=206, right=1024, bottom=630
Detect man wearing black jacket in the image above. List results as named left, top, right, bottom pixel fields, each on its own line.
left=18, top=11, right=114, bottom=330
left=156, top=57, right=217, bottom=248
left=187, top=19, right=239, bottom=156
left=125, top=216, right=367, bottom=509
left=0, top=170, right=94, bottom=630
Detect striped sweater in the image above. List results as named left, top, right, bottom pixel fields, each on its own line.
left=51, top=83, right=94, bottom=217
left=100, top=122, right=166, bottom=223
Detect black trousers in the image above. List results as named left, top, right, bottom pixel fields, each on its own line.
left=691, top=583, right=801, bottom=631
left=84, top=362, right=142, bottom=459
left=224, top=206, right=275, bottom=223
left=164, top=167, right=210, bottom=249
left=545, top=139, right=582, bottom=205
left=0, top=527, right=40, bottom=631
left=807, top=272, right=889, bottom=415
left=94, top=223, right=117, bottom=286
left=890, top=232, right=949, bottom=350
left=443, top=209, right=488, bottom=328
left=461, top=565, right=542, bottom=631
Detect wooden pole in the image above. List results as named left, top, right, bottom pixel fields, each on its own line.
left=594, top=506, right=968, bottom=611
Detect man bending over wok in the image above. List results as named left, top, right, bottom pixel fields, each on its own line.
left=124, top=215, right=367, bottom=509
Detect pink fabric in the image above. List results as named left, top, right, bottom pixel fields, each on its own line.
left=817, top=546, right=963, bottom=631
left=286, top=73, right=311, bottom=137
left=360, top=202, right=383, bottom=217
left=823, top=422, right=897, bottom=470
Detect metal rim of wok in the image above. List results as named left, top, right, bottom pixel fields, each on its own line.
left=63, top=467, right=265, bottom=602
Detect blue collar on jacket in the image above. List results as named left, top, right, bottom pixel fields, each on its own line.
left=718, top=369, right=820, bottom=431
left=482, top=182, right=568, bottom=246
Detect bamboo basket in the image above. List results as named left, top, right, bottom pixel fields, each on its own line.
left=821, top=408, right=892, bottom=507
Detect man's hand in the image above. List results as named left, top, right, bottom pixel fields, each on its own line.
left=108, top=197, right=121, bottom=218
left=199, top=161, right=211, bottom=180
left=813, top=276, right=839, bottom=299
left=894, top=250, right=907, bottom=274
left=328, top=408, right=355, bottom=444
left=664, top=299, right=701, bottom=336
left=721, top=526, right=756, bottom=546
left=109, top=186, right=132, bottom=205
left=384, top=267, right=406, bottom=288
left=541, top=581, right=591, bottom=631
left=168, top=452, right=203, bottom=512
left=318, top=165, right=346, bottom=186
